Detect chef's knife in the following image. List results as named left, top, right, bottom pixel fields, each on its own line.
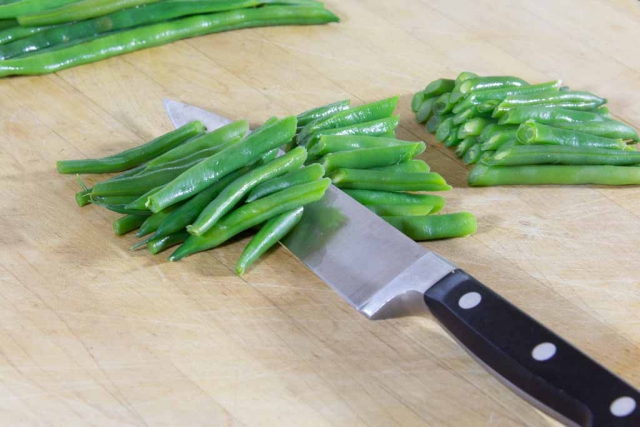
left=164, top=99, right=639, bottom=427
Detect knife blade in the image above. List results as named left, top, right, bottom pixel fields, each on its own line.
left=163, top=99, right=639, bottom=427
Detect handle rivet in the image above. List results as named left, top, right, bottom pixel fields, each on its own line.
left=531, top=342, right=556, bottom=361
left=458, top=292, right=481, bottom=309
left=610, top=396, right=636, bottom=417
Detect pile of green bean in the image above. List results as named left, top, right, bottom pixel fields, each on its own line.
left=412, top=72, right=640, bottom=186
left=58, top=97, right=477, bottom=274
left=0, top=0, right=339, bottom=77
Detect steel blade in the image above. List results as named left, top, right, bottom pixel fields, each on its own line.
left=163, top=100, right=456, bottom=319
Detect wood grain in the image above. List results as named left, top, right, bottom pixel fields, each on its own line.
left=1, top=0, right=639, bottom=425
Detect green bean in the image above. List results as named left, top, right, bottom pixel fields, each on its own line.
left=19, top=0, right=163, bottom=26
left=0, top=22, right=49, bottom=44
left=302, top=116, right=400, bottom=147
left=92, top=160, right=201, bottom=197
left=187, top=147, right=307, bottom=236
left=479, top=151, right=495, bottom=164
left=136, top=203, right=184, bottom=237
left=169, top=178, right=331, bottom=261
left=147, top=116, right=297, bottom=213
left=458, top=117, right=492, bottom=139
left=517, top=121, right=626, bottom=150
left=480, top=129, right=518, bottom=151
left=113, top=214, right=146, bottom=235
left=329, top=169, right=451, bottom=191
left=0, top=6, right=339, bottom=77
left=596, top=106, right=610, bottom=117
left=107, top=164, right=146, bottom=181
left=308, top=135, right=416, bottom=157
left=371, top=159, right=430, bottom=173
left=468, top=164, right=640, bottom=186
left=383, top=213, right=477, bottom=241
left=236, top=207, right=304, bottom=275
left=486, top=144, right=640, bottom=167
left=444, top=129, right=462, bottom=148
left=463, top=144, right=482, bottom=165
left=297, top=99, right=350, bottom=127
left=478, top=123, right=518, bottom=143
left=57, top=121, right=205, bottom=174
left=154, top=168, right=248, bottom=239
left=449, top=71, right=478, bottom=103
left=90, top=197, right=151, bottom=216
left=452, top=80, right=562, bottom=114
left=433, top=92, right=454, bottom=115
left=0, top=0, right=77, bottom=19
left=477, top=99, right=501, bottom=113
left=366, top=204, right=433, bottom=217
left=412, top=78, right=456, bottom=111
left=455, top=137, right=478, bottom=158
left=492, top=90, right=607, bottom=117
left=456, top=76, right=529, bottom=100
left=497, top=106, right=607, bottom=125
left=426, top=113, right=451, bottom=133
left=124, top=186, right=164, bottom=211
left=75, top=188, right=92, bottom=207
left=342, top=189, right=445, bottom=213
left=416, top=97, right=435, bottom=123
left=298, top=96, right=398, bottom=144
left=260, top=147, right=279, bottom=163
left=245, top=164, right=324, bottom=203
left=320, top=143, right=425, bottom=173
left=551, top=120, right=639, bottom=141
left=146, top=120, right=248, bottom=169
left=435, top=117, right=455, bottom=142
left=0, top=19, right=16, bottom=31
left=148, top=231, right=190, bottom=255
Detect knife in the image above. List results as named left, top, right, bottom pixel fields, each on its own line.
left=163, top=99, right=639, bottom=427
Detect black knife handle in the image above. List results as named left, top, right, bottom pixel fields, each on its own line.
left=424, top=269, right=639, bottom=427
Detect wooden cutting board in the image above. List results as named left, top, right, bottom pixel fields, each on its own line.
left=1, top=0, right=639, bottom=425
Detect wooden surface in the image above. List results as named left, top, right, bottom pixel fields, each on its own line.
left=1, top=0, right=639, bottom=425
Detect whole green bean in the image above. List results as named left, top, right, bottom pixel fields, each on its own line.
left=552, top=120, right=639, bottom=141
left=113, top=214, right=146, bottom=235
left=308, top=135, right=416, bottom=157
left=480, top=129, right=518, bottom=151
left=371, top=159, right=430, bottom=173
left=517, top=121, right=626, bottom=150
left=302, top=116, right=400, bottom=147
left=478, top=123, right=518, bottom=143
left=0, top=0, right=77, bottom=19
left=124, top=186, right=164, bottom=211
left=92, top=160, right=201, bottom=197
left=415, top=97, right=435, bottom=123
left=342, top=189, right=445, bottom=213
left=435, top=117, right=455, bottom=142
left=433, top=92, right=454, bottom=115
left=486, top=144, right=640, bottom=167
left=365, top=204, right=433, bottom=217
left=320, top=143, right=425, bottom=173
left=468, top=164, right=640, bottom=186
left=187, top=146, right=307, bottom=236
left=245, top=164, right=324, bottom=203
left=148, top=231, right=190, bottom=255
left=147, top=116, right=297, bottom=213
left=298, top=96, right=398, bottom=144
left=57, top=121, right=204, bottom=174
left=457, top=117, right=492, bottom=139
left=0, top=6, right=339, bottom=77
left=19, top=0, right=163, bottom=26
left=329, top=169, right=451, bottom=191
left=463, top=143, right=482, bottom=165
left=383, top=213, right=477, bottom=241
left=169, top=178, right=331, bottom=261
left=455, top=137, right=478, bottom=158
left=492, top=90, right=607, bottom=117
left=297, top=99, right=350, bottom=127
left=452, top=80, right=562, bottom=114
left=146, top=120, right=248, bottom=168
left=235, top=207, right=304, bottom=275
left=154, top=168, right=248, bottom=239
left=497, top=105, right=607, bottom=125
left=137, top=202, right=184, bottom=237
